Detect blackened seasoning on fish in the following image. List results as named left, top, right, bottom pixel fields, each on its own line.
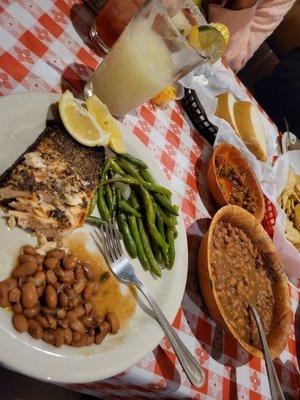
left=0, top=121, right=105, bottom=238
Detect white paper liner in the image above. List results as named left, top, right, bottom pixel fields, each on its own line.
left=273, top=151, right=300, bottom=278
left=180, top=64, right=300, bottom=278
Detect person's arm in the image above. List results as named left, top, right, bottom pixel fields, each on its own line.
left=208, top=0, right=296, bottom=72
left=208, top=0, right=258, bottom=71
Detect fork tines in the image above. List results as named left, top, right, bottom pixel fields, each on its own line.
left=95, top=218, right=123, bottom=263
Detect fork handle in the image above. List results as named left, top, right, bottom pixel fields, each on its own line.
left=250, top=306, right=285, bottom=400
left=134, top=279, right=205, bottom=388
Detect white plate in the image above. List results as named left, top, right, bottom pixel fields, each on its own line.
left=0, top=93, right=188, bottom=383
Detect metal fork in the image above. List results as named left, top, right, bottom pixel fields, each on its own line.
left=93, top=219, right=205, bottom=388
left=249, top=304, right=285, bottom=400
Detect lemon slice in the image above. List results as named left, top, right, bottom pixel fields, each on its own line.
left=152, top=85, right=177, bottom=106
left=86, top=95, right=125, bottom=154
left=59, top=90, right=110, bottom=147
left=210, top=23, right=230, bottom=47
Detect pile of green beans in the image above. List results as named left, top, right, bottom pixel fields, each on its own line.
left=88, top=153, right=178, bottom=277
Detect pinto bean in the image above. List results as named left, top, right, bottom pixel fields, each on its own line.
left=74, top=266, right=84, bottom=280
left=5, top=278, right=17, bottom=290
left=82, top=315, right=94, bottom=328
left=70, top=319, right=85, bottom=336
left=9, top=287, right=21, bottom=303
left=19, top=254, right=37, bottom=264
left=56, top=308, right=66, bottom=319
left=63, top=255, right=77, bottom=270
left=73, top=305, right=85, bottom=318
left=94, top=321, right=110, bottom=345
left=45, top=270, right=57, bottom=285
left=52, top=328, right=65, bottom=347
left=35, top=314, right=50, bottom=329
left=84, top=302, right=94, bottom=315
left=28, top=319, right=43, bottom=339
left=44, top=257, right=59, bottom=270
left=13, top=262, right=38, bottom=278
left=73, top=278, right=86, bottom=294
left=0, top=281, right=10, bottom=307
left=47, top=249, right=65, bottom=260
left=23, top=305, right=40, bottom=318
left=43, top=330, right=54, bottom=344
left=45, top=285, right=57, bottom=310
left=47, top=314, right=57, bottom=329
left=106, top=311, right=120, bottom=334
left=83, top=282, right=99, bottom=300
left=12, top=302, right=22, bottom=314
left=30, top=271, right=46, bottom=287
left=35, top=254, right=44, bottom=265
left=21, top=282, right=38, bottom=309
left=72, top=331, right=82, bottom=343
left=12, top=314, right=28, bottom=332
left=82, top=262, right=95, bottom=280
left=58, top=292, right=68, bottom=308
left=22, top=245, right=36, bottom=256
left=63, top=328, right=73, bottom=345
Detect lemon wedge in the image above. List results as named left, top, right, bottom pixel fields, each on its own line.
left=86, top=95, right=125, bottom=154
left=152, top=85, right=177, bottom=106
left=59, top=90, right=110, bottom=147
left=210, top=23, right=230, bottom=47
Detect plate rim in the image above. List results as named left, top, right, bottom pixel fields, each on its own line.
left=0, top=92, right=188, bottom=383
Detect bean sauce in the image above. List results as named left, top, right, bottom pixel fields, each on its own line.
left=211, top=221, right=274, bottom=348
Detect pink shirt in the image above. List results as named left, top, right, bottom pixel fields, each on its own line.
left=209, top=0, right=296, bottom=72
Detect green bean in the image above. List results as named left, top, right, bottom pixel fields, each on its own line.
left=154, top=193, right=178, bottom=215
left=119, top=153, right=148, bottom=169
left=110, top=159, right=125, bottom=176
left=139, top=169, right=172, bottom=200
left=172, top=214, right=178, bottom=238
left=140, top=187, right=169, bottom=257
left=128, top=215, right=150, bottom=271
left=86, top=216, right=106, bottom=227
left=97, top=187, right=111, bottom=222
left=139, top=168, right=155, bottom=184
left=156, top=205, right=176, bottom=231
left=105, top=184, right=114, bottom=213
left=120, top=199, right=141, bottom=217
left=101, top=176, right=171, bottom=197
left=88, top=191, right=98, bottom=216
left=137, top=218, right=162, bottom=277
left=157, top=213, right=165, bottom=240
left=115, top=187, right=122, bottom=207
left=128, top=189, right=140, bottom=210
left=101, top=159, right=112, bottom=183
left=116, top=213, right=137, bottom=258
left=157, top=213, right=170, bottom=266
left=166, top=228, right=175, bottom=269
left=152, top=240, right=163, bottom=265
left=115, top=158, right=141, bottom=179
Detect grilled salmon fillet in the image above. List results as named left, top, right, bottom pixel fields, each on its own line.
left=0, top=121, right=105, bottom=238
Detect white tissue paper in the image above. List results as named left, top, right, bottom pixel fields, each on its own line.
left=179, top=63, right=300, bottom=278
left=273, top=151, right=300, bottom=278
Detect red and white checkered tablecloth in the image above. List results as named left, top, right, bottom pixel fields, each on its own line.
left=0, top=1, right=299, bottom=399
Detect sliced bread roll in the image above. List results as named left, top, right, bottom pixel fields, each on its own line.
left=215, top=92, right=238, bottom=134
left=234, top=101, right=268, bottom=162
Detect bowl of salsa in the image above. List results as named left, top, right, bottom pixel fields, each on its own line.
left=207, top=143, right=265, bottom=221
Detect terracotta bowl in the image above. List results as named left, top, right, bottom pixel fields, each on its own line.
left=198, top=205, right=291, bottom=359
left=207, top=143, right=265, bottom=222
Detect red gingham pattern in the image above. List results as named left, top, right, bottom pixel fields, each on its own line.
left=0, top=1, right=299, bottom=399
